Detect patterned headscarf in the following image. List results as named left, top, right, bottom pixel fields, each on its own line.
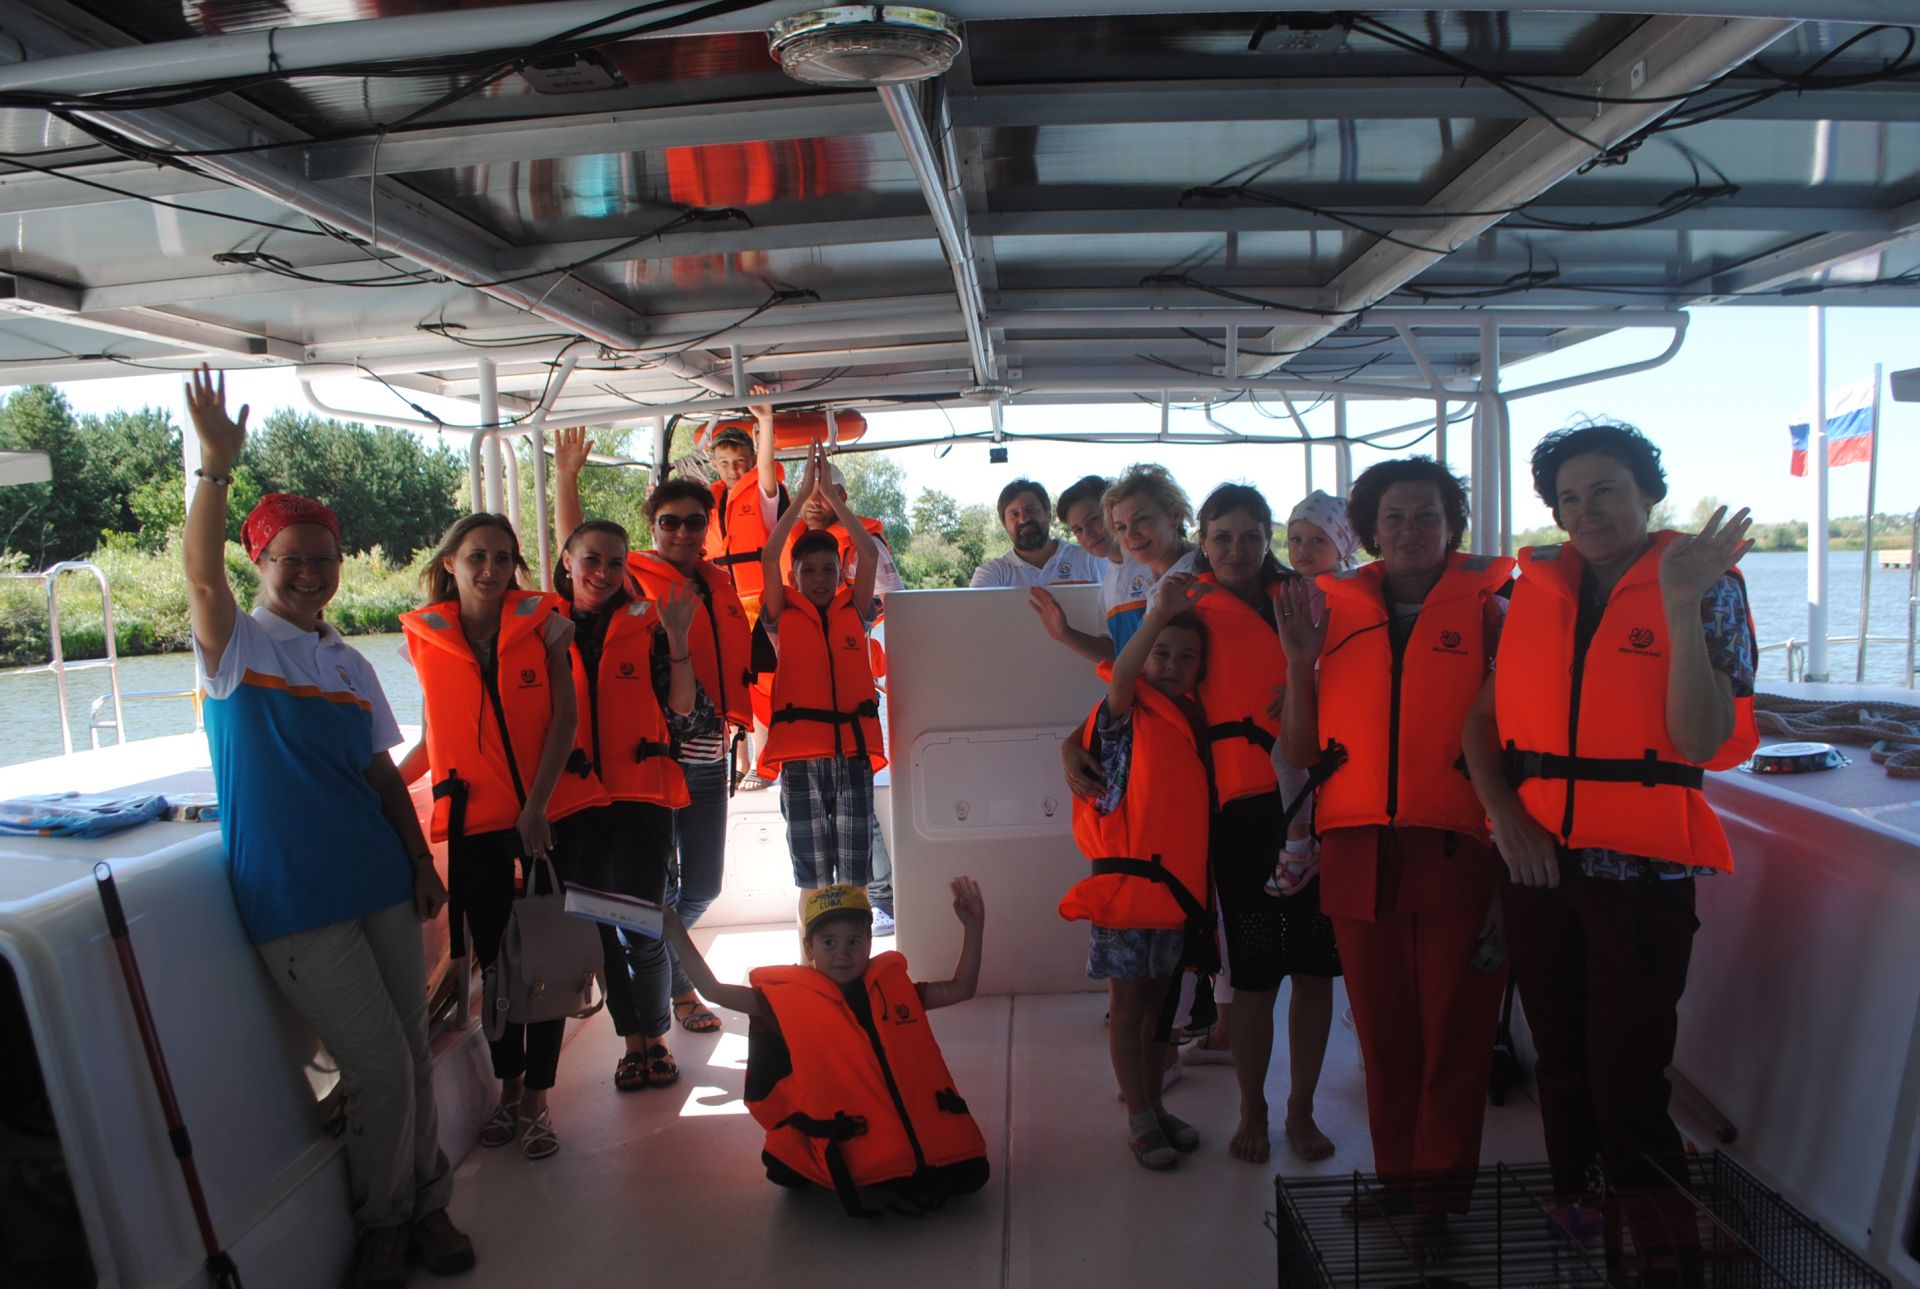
left=242, top=493, right=341, bottom=560
left=1287, top=490, right=1361, bottom=568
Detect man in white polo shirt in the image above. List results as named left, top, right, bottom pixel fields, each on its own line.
left=968, top=478, right=1103, bottom=589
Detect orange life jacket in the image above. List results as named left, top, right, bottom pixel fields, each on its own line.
left=402, top=590, right=608, bottom=842
left=1494, top=533, right=1758, bottom=870
left=746, top=953, right=987, bottom=1202
left=785, top=515, right=895, bottom=683
left=1062, top=662, right=1213, bottom=931
left=705, top=463, right=788, bottom=612
left=1314, top=552, right=1515, bottom=836
left=627, top=550, right=755, bottom=732
left=1192, top=574, right=1288, bottom=805
left=758, top=586, right=886, bottom=775
left=561, top=594, right=691, bottom=809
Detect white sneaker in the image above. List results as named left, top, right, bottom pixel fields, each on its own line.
left=870, top=908, right=896, bottom=937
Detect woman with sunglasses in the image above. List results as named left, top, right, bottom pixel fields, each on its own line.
left=555, top=431, right=750, bottom=1041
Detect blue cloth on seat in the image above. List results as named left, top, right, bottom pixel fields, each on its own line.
left=0, top=793, right=170, bottom=839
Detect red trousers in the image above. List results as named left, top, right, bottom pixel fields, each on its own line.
left=1333, top=907, right=1506, bottom=1187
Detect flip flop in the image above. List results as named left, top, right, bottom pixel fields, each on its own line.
left=673, top=997, right=723, bottom=1033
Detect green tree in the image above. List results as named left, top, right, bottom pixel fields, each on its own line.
left=247, top=411, right=462, bottom=559
left=838, top=452, right=911, bottom=549
left=0, top=385, right=112, bottom=564
left=911, top=488, right=963, bottom=543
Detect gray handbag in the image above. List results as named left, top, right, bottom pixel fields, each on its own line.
left=479, top=855, right=605, bottom=1041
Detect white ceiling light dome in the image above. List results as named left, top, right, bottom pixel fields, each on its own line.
left=769, top=7, right=963, bottom=88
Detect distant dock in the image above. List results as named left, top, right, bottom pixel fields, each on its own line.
left=1880, top=549, right=1913, bottom=569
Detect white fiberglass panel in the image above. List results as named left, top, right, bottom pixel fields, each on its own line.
left=883, top=585, right=1107, bottom=996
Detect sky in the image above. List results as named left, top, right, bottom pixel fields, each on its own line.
left=19, top=304, right=1920, bottom=536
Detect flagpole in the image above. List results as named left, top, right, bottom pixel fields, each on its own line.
left=1806, top=306, right=1831, bottom=684
left=1855, top=362, right=1883, bottom=682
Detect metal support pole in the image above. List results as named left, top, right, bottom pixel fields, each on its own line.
left=531, top=429, right=551, bottom=591
left=468, top=429, right=487, bottom=513
left=650, top=416, right=670, bottom=481
left=1807, top=307, right=1831, bottom=683
left=1475, top=323, right=1502, bottom=556
left=1856, top=362, right=1883, bottom=682
left=1334, top=396, right=1353, bottom=496
left=479, top=358, right=504, bottom=515
left=504, top=444, right=522, bottom=542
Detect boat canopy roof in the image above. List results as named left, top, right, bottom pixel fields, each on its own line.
left=1, top=2, right=1917, bottom=435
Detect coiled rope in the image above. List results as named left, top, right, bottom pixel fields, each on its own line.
left=1752, top=694, right=1920, bottom=780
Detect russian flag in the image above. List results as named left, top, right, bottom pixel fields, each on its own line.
left=1789, top=376, right=1877, bottom=476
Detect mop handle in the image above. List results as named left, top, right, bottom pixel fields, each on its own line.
left=94, top=863, right=245, bottom=1288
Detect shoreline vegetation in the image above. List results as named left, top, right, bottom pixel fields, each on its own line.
left=0, top=384, right=1912, bottom=667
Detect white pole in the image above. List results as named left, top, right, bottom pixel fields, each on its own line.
left=1334, top=396, right=1353, bottom=496
left=1806, top=307, right=1831, bottom=683
left=1856, top=362, right=1883, bottom=682
left=479, top=357, right=504, bottom=515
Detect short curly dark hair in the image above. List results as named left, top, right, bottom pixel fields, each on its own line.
left=1347, top=457, right=1469, bottom=558
left=645, top=477, right=716, bottom=520
left=1529, top=421, right=1667, bottom=521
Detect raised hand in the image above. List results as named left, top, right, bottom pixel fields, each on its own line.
left=656, top=578, right=696, bottom=644
left=1661, top=505, right=1753, bottom=606
left=747, top=380, right=774, bottom=426
left=1148, top=570, right=1203, bottom=620
left=1272, top=577, right=1327, bottom=663
left=553, top=426, right=592, bottom=479
left=1028, top=586, right=1069, bottom=640
left=185, top=364, right=248, bottom=469
left=950, top=876, right=984, bottom=930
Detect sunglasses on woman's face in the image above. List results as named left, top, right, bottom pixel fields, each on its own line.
left=654, top=512, right=710, bottom=533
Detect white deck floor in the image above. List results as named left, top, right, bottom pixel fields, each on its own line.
left=444, top=923, right=1549, bottom=1288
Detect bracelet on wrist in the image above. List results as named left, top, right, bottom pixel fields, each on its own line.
left=669, top=652, right=691, bottom=664
left=194, top=467, right=233, bottom=487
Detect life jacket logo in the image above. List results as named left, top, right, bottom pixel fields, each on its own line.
left=843, top=635, right=861, bottom=651
left=894, top=1003, right=913, bottom=1024
left=1439, top=630, right=1462, bottom=649
left=725, top=603, right=742, bottom=618
left=618, top=661, right=636, bottom=678
left=518, top=668, right=539, bottom=687
left=1628, top=626, right=1656, bottom=650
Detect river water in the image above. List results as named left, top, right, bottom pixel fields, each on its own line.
left=1, top=549, right=1913, bottom=770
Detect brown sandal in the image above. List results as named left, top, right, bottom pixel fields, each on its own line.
left=614, top=1051, right=649, bottom=1092
left=645, top=1043, right=680, bottom=1087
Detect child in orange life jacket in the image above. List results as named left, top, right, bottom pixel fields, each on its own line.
left=1264, top=490, right=1363, bottom=899
left=397, top=514, right=602, bottom=1160
left=660, top=880, right=989, bottom=1205
left=707, top=392, right=785, bottom=788
left=755, top=443, right=886, bottom=911
left=1061, top=572, right=1214, bottom=1172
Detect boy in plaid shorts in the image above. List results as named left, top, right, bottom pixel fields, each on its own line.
left=756, top=443, right=887, bottom=907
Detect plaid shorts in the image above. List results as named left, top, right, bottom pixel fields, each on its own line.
left=779, top=757, right=875, bottom=889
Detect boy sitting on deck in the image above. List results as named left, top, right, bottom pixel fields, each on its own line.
left=661, top=881, right=990, bottom=1212
left=755, top=442, right=887, bottom=911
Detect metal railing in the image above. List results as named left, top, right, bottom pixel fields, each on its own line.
left=1761, top=636, right=1916, bottom=687
left=88, top=688, right=202, bottom=750
left=0, top=560, right=123, bottom=754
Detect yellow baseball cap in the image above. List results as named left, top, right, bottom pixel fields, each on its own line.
left=804, top=885, right=872, bottom=933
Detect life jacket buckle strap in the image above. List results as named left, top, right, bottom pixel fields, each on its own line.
left=1206, top=717, right=1276, bottom=753
left=1502, top=743, right=1705, bottom=791
left=633, top=740, right=676, bottom=762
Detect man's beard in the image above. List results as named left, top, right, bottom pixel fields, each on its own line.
left=1012, top=522, right=1048, bottom=552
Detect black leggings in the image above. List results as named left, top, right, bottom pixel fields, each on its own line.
left=450, top=829, right=565, bottom=1091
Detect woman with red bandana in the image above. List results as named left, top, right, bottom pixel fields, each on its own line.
left=182, top=367, right=474, bottom=1289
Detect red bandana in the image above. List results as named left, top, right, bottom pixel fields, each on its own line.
left=242, top=493, right=341, bottom=560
